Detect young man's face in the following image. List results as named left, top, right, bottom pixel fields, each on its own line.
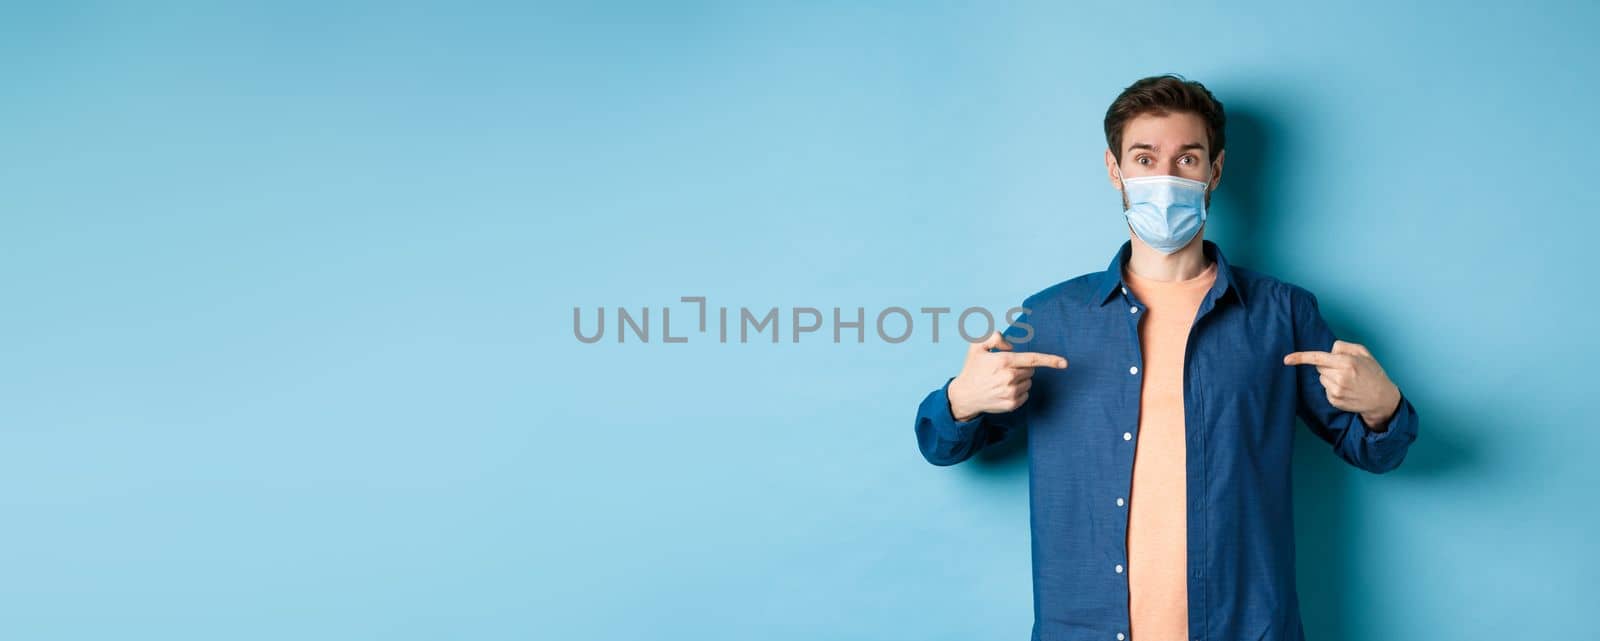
left=1104, top=111, right=1225, bottom=208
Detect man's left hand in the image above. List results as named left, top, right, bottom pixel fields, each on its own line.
left=1283, top=339, right=1402, bottom=431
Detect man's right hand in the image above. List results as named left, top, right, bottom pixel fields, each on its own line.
left=947, top=331, right=1068, bottom=422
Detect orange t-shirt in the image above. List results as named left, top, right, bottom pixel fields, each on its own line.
left=1121, top=258, right=1217, bottom=641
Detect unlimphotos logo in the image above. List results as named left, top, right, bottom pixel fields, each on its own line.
left=574, top=296, right=1032, bottom=345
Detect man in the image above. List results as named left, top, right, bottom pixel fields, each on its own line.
left=912, top=75, right=1419, bottom=641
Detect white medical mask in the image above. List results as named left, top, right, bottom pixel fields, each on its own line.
left=1115, top=169, right=1211, bottom=254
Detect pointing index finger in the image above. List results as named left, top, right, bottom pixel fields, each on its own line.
left=1283, top=350, right=1336, bottom=368
left=1008, top=352, right=1068, bottom=369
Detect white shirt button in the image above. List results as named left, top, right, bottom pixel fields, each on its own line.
left=1115, top=564, right=1124, bottom=574
left=1121, top=286, right=1128, bottom=295
left=1129, top=365, right=1139, bottom=375
left=1129, top=306, right=1138, bottom=314
left=1123, top=432, right=1133, bottom=441
left=1117, top=497, right=1125, bottom=506
left=1117, top=634, right=1125, bottom=641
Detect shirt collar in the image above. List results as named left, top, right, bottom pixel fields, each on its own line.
left=1089, top=239, right=1248, bottom=310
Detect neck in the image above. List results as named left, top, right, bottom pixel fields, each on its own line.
left=1126, top=229, right=1212, bottom=282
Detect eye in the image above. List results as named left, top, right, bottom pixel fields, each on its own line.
left=1136, top=155, right=1151, bottom=165
left=1179, top=155, right=1196, bottom=165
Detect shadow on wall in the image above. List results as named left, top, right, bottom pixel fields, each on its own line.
left=957, top=100, right=1484, bottom=641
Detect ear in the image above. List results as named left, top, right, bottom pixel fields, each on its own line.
left=1105, top=148, right=1123, bottom=190
left=1208, top=149, right=1226, bottom=191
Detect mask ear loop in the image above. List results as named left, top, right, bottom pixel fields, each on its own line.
left=1113, top=163, right=1131, bottom=212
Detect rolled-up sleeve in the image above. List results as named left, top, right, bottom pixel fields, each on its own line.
left=913, top=377, right=1005, bottom=466
left=912, top=302, right=1036, bottom=466
left=1289, top=286, right=1419, bottom=473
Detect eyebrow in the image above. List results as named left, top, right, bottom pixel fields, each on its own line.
left=1127, top=142, right=1207, bottom=153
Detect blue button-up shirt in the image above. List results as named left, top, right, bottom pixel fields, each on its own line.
left=913, top=239, right=1419, bottom=641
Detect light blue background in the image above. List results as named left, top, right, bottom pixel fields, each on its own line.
left=3, top=2, right=1596, bottom=640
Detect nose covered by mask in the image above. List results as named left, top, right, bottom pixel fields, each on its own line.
left=1116, top=168, right=1211, bottom=254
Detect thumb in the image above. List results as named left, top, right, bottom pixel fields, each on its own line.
left=973, top=331, right=1013, bottom=353
left=1332, top=340, right=1371, bottom=357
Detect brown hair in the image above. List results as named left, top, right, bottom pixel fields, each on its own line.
left=1103, top=74, right=1226, bottom=163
